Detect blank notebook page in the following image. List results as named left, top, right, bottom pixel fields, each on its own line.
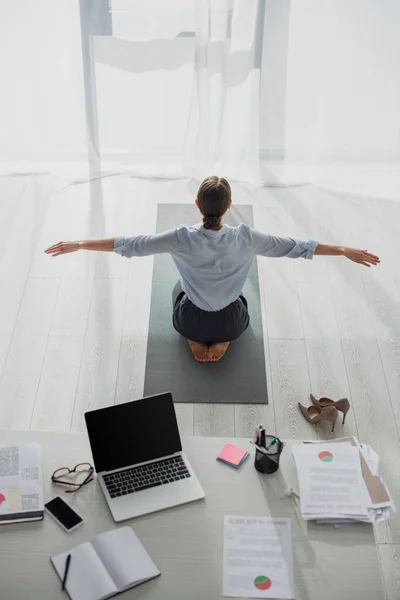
left=91, top=527, right=160, bottom=592
left=51, top=542, right=117, bottom=600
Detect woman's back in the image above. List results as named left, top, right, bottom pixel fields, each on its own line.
left=114, top=222, right=318, bottom=311
left=172, top=223, right=255, bottom=311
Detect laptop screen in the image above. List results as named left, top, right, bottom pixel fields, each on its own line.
left=84, top=393, right=182, bottom=473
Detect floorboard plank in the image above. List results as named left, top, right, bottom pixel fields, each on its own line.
left=0, top=180, right=50, bottom=334
left=174, top=403, right=195, bottom=437
left=269, top=339, right=318, bottom=441
left=0, top=177, right=29, bottom=261
left=51, top=277, right=95, bottom=336
left=70, top=279, right=127, bottom=432
left=269, top=186, right=330, bottom=286
left=328, top=260, right=376, bottom=340
left=254, top=206, right=304, bottom=340
left=375, top=200, right=400, bottom=294
left=0, top=335, right=11, bottom=383
left=364, top=279, right=400, bottom=434
left=297, top=282, right=358, bottom=440
left=114, top=334, right=147, bottom=405
left=379, top=544, right=400, bottom=600
left=260, top=257, right=304, bottom=340
left=0, top=278, right=59, bottom=428
left=194, top=404, right=235, bottom=437
left=30, top=335, right=84, bottom=431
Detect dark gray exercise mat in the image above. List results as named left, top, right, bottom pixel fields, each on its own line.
left=143, top=204, right=268, bottom=404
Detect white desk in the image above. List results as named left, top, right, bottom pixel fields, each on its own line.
left=0, top=430, right=384, bottom=600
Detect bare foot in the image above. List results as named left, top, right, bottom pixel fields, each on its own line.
left=188, top=340, right=210, bottom=363
left=207, top=342, right=230, bottom=362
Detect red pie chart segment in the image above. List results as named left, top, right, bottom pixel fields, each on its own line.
left=254, top=576, right=272, bottom=590
left=318, top=451, right=334, bottom=463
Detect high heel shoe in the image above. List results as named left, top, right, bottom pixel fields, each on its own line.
left=310, top=394, right=351, bottom=425
left=298, top=403, right=339, bottom=432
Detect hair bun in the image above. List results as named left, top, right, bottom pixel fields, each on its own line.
left=203, top=215, right=221, bottom=230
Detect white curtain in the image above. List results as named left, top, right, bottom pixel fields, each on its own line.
left=1, top=0, right=400, bottom=196
left=266, top=0, right=400, bottom=192
left=0, top=0, right=87, bottom=167
left=183, top=0, right=262, bottom=183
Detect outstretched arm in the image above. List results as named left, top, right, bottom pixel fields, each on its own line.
left=314, top=244, right=380, bottom=267
left=250, top=228, right=380, bottom=268
left=45, top=229, right=180, bottom=258
left=45, top=239, right=114, bottom=256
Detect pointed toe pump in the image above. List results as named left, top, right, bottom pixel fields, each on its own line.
left=298, top=403, right=339, bottom=432
left=310, top=394, right=351, bottom=425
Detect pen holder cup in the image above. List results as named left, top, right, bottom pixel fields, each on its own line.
left=254, top=436, right=284, bottom=474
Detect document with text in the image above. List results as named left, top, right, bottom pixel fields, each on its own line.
left=223, top=515, right=294, bottom=599
left=0, top=443, right=44, bottom=523
left=292, top=443, right=369, bottom=520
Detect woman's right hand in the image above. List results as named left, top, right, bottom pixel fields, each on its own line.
left=44, top=241, right=81, bottom=257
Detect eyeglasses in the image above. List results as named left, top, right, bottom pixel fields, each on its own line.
left=52, top=462, right=94, bottom=493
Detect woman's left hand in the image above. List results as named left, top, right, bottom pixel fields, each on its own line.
left=343, top=248, right=380, bottom=267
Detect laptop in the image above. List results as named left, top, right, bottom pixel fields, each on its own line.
left=84, top=392, right=205, bottom=521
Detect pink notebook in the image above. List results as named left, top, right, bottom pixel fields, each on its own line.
left=217, top=443, right=249, bottom=469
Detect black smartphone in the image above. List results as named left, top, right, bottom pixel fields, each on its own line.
left=44, top=496, right=84, bottom=532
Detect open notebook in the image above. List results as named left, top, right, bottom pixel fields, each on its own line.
left=51, top=527, right=160, bottom=600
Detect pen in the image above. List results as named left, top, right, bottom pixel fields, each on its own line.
left=254, top=424, right=263, bottom=445
left=62, top=554, right=72, bottom=591
left=260, top=427, right=266, bottom=448
left=253, top=426, right=259, bottom=445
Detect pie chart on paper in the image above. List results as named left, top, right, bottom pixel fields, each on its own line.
left=318, top=450, right=334, bottom=463
left=254, top=576, right=272, bottom=591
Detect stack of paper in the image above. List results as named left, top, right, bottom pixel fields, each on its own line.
left=292, top=438, right=395, bottom=526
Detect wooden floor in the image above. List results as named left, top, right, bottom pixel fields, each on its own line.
left=0, top=173, right=399, bottom=598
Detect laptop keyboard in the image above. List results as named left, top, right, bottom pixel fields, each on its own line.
left=103, top=455, right=191, bottom=499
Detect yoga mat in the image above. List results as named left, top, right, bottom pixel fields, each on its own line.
left=143, top=204, right=268, bottom=404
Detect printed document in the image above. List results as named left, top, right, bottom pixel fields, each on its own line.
left=292, top=443, right=369, bottom=519
left=223, top=515, right=294, bottom=599
left=0, top=444, right=44, bottom=522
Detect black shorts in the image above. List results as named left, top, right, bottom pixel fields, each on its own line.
left=172, top=283, right=250, bottom=345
